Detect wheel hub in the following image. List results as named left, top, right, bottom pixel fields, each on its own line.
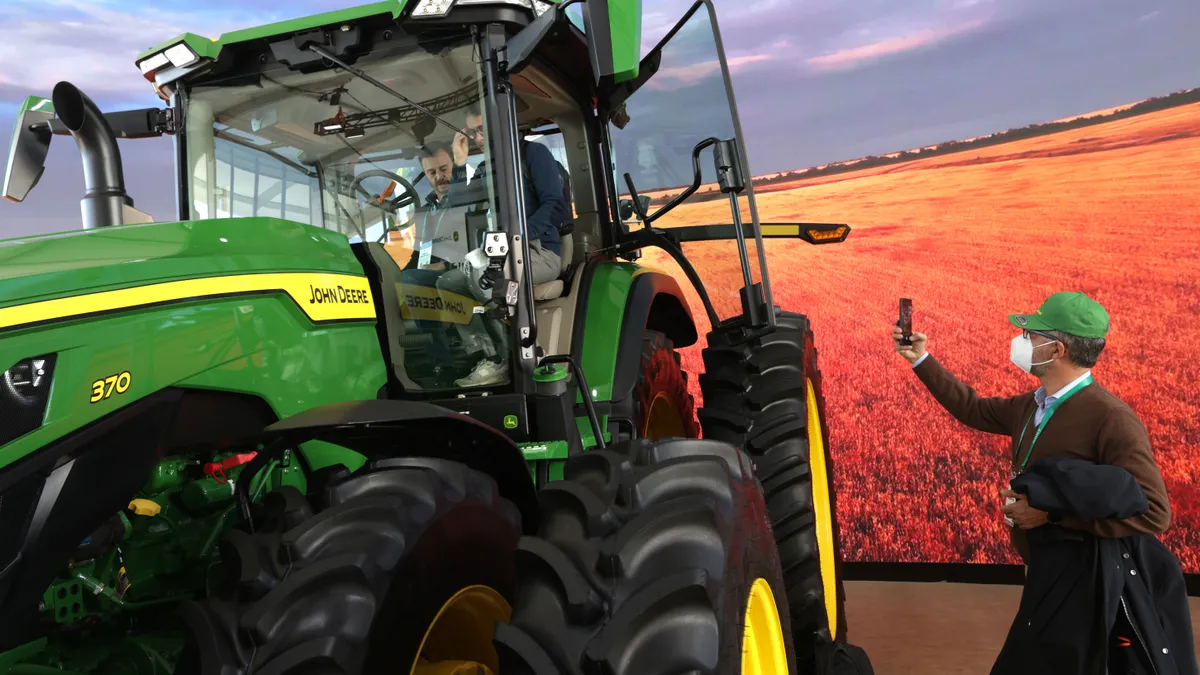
left=644, top=391, right=687, bottom=439
left=409, top=584, right=511, bottom=675
left=741, top=577, right=788, bottom=675
left=806, top=377, right=838, bottom=640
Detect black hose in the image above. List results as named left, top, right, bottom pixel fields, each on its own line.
left=234, top=437, right=289, bottom=530
left=537, top=355, right=606, bottom=449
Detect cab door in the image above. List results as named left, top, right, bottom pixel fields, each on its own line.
left=596, top=0, right=777, bottom=322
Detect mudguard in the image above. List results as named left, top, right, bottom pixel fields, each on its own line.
left=568, top=261, right=697, bottom=442
left=611, top=270, right=697, bottom=401
left=263, top=399, right=539, bottom=534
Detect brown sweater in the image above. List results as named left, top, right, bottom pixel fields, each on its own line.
left=913, top=355, right=1171, bottom=562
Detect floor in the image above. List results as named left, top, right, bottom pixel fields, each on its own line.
left=842, top=580, right=1200, bottom=675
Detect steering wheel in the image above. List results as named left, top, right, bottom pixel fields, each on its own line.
left=348, top=169, right=422, bottom=243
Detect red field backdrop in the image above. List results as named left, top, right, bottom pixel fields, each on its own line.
left=638, top=101, right=1200, bottom=569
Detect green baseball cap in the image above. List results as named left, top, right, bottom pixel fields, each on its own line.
left=1008, top=291, right=1110, bottom=339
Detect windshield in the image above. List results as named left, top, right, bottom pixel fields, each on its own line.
left=184, top=35, right=493, bottom=240
left=183, top=34, right=515, bottom=392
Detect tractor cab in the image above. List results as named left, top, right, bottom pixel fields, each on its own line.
left=154, top=3, right=603, bottom=394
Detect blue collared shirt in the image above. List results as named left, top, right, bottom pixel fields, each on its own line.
left=1032, top=370, right=1093, bottom=425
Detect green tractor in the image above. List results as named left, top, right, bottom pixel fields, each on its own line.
left=0, top=0, right=857, bottom=673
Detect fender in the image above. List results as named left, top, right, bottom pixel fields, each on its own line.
left=611, top=271, right=697, bottom=401
left=568, top=262, right=697, bottom=442
left=263, top=399, right=539, bottom=535
left=570, top=261, right=697, bottom=401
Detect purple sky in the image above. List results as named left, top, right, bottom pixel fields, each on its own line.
left=1, top=0, right=1197, bottom=235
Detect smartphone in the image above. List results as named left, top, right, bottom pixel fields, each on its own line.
left=898, top=298, right=913, bottom=346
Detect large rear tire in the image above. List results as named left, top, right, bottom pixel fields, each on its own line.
left=493, top=437, right=796, bottom=675
left=175, top=458, right=522, bottom=675
left=698, top=311, right=848, bottom=662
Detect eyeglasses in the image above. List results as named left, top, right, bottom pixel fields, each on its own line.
left=1022, top=329, right=1056, bottom=341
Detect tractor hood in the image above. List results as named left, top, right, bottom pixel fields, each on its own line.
left=0, top=218, right=367, bottom=313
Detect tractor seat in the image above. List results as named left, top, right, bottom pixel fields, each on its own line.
left=533, top=230, right=573, bottom=302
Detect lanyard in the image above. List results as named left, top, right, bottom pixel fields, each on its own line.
left=1013, top=374, right=1093, bottom=472
left=420, top=199, right=448, bottom=245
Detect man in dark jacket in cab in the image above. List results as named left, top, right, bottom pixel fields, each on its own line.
left=449, top=102, right=568, bottom=387
left=890, top=291, right=1189, bottom=674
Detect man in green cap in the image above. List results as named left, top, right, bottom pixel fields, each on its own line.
left=891, top=291, right=1171, bottom=563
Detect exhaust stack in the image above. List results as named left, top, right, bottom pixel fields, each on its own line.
left=51, top=81, right=134, bottom=229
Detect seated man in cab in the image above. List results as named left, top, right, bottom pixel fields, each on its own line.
left=437, top=103, right=570, bottom=386
left=453, top=102, right=569, bottom=288
left=403, top=140, right=509, bottom=388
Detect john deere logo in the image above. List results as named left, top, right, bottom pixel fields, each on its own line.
left=1015, top=316, right=1028, bottom=326
left=503, top=415, right=518, bottom=429
left=453, top=231, right=460, bottom=241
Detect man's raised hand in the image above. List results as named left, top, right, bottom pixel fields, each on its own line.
left=892, top=325, right=928, bottom=364
left=452, top=130, right=470, bottom=167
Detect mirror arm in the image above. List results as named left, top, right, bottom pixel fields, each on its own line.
left=623, top=136, right=719, bottom=226
left=498, top=0, right=579, bottom=76
left=605, top=226, right=720, bottom=327
left=31, top=107, right=177, bottom=140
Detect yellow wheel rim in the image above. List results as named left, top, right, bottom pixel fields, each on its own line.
left=409, top=585, right=511, bottom=675
left=806, top=378, right=838, bottom=641
left=741, top=578, right=788, bottom=675
left=644, top=391, right=687, bottom=440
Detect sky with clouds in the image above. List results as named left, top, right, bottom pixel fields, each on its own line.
left=1, top=0, right=1198, bottom=235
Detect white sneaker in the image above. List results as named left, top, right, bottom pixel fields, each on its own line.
left=455, top=359, right=508, bottom=387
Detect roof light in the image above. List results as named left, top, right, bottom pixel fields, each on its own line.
left=323, top=122, right=344, bottom=132
left=138, top=52, right=169, bottom=76
left=458, top=0, right=533, bottom=7
left=345, top=128, right=366, bottom=139
left=412, top=0, right=456, bottom=17
left=164, top=43, right=200, bottom=68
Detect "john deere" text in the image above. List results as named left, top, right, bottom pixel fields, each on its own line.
left=308, top=285, right=371, bottom=305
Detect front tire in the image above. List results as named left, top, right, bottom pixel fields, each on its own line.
left=632, top=330, right=700, bottom=440
left=493, top=437, right=796, bottom=675
left=175, top=458, right=523, bottom=675
left=698, top=311, right=848, bottom=662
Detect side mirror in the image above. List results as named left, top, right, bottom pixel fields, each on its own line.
left=3, top=97, right=55, bottom=203
left=618, top=195, right=651, bottom=221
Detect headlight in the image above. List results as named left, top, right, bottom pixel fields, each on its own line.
left=412, top=0, right=456, bottom=17
left=1, top=354, right=56, bottom=447
left=411, top=0, right=548, bottom=18
left=163, top=43, right=200, bottom=69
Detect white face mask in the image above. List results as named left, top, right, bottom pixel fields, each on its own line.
left=1010, top=333, right=1059, bottom=373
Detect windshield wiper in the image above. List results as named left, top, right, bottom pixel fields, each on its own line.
left=305, top=44, right=466, bottom=138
